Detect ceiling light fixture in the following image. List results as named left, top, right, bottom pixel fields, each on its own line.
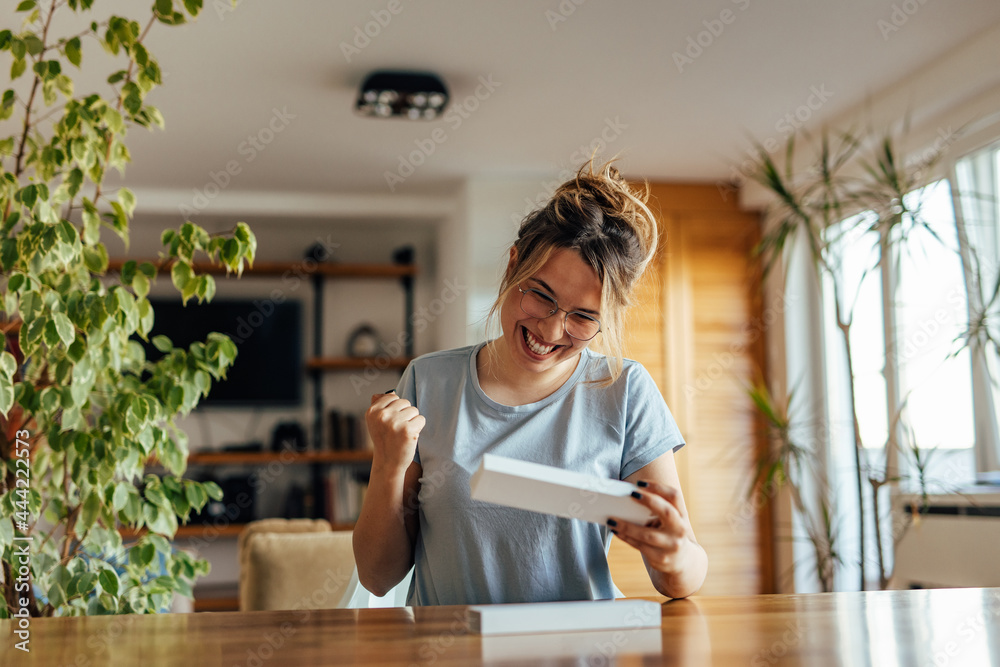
left=355, top=70, right=449, bottom=120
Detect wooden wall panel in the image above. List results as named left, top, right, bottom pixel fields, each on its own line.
left=609, top=184, right=771, bottom=598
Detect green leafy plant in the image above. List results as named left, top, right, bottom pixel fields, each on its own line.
left=0, top=0, right=255, bottom=617
left=745, top=379, right=842, bottom=592
left=746, top=124, right=982, bottom=591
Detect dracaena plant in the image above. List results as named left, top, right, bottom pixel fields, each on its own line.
left=746, top=125, right=986, bottom=592
left=0, top=0, right=254, bottom=617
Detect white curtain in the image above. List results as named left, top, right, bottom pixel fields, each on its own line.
left=955, top=146, right=1000, bottom=480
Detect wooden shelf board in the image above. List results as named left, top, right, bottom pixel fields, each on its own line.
left=191, top=584, right=240, bottom=612
left=176, top=523, right=247, bottom=538
left=188, top=450, right=373, bottom=465
left=193, top=596, right=240, bottom=612
left=120, top=523, right=248, bottom=539
left=330, top=523, right=356, bottom=532
left=307, top=356, right=412, bottom=370
left=122, top=521, right=356, bottom=540
left=106, top=258, right=416, bottom=279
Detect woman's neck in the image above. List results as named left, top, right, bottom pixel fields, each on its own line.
left=475, top=340, right=582, bottom=406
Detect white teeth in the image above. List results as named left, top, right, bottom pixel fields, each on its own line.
left=524, top=328, right=555, bottom=355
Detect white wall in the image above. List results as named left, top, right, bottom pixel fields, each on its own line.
left=460, top=176, right=560, bottom=344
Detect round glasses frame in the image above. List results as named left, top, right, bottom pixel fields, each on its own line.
left=517, top=285, right=602, bottom=341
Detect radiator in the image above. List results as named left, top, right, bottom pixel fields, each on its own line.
left=891, top=491, right=1000, bottom=589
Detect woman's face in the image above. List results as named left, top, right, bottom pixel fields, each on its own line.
left=498, top=247, right=603, bottom=380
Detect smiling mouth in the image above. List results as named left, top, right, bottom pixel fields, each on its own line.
left=522, top=326, right=560, bottom=356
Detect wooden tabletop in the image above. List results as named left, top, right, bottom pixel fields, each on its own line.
left=3, top=587, right=999, bottom=665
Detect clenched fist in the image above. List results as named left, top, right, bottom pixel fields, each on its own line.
left=366, top=391, right=425, bottom=474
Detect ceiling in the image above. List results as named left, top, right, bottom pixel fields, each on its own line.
left=12, top=1, right=1000, bottom=198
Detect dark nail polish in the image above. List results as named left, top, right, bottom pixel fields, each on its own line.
left=637, top=481, right=649, bottom=488
left=384, top=389, right=396, bottom=394
left=606, top=519, right=617, bottom=527
left=610, top=528, right=618, bottom=535
left=631, top=491, right=643, bottom=500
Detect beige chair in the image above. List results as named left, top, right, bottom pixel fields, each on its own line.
left=238, top=518, right=357, bottom=611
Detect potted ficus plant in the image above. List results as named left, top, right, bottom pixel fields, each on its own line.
left=0, top=0, right=256, bottom=617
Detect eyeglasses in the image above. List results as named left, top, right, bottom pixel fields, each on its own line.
left=517, top=285, right=601, bottom=341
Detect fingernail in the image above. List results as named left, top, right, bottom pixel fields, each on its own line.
left=631, top=491, right=643, bottom=500
left=384, top=389, right=396, bottom=394
left=610, top=528, right=618, bottom=535
left=636, top=481, right=649, bottom=488
left=606, top=519, right=617, bottom=527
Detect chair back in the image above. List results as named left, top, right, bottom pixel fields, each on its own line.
left=239, top=518, right=357, bottom=611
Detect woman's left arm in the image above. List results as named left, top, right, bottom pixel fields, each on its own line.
left=615, top=451, right=708, bottom=599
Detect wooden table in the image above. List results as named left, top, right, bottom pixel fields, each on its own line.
left=3, top=588, right=999, bottom=665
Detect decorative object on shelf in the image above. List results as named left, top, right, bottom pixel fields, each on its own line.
left=223, top=442, right=264, bottom=453
left=304, top=241, right=335, bottom=264
left=392, top=245, right=415, bottom=265
left=271, top=422, right=307, bottom=453
left=347, top=324, right=383, bottom=358
left=189, top=475, right=256, bottom=526
left=355, top=71, right=449, bottom=120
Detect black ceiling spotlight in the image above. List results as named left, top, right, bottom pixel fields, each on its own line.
left=355, top=70, right=449, bottom=120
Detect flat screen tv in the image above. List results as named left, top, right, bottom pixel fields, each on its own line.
left=141, top=298, right=303, bottom=407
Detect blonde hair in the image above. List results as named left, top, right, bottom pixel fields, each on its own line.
left=486, top=158, right=658, bottom=385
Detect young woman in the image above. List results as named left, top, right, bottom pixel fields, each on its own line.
left=353, top=161, right=707, bottom=605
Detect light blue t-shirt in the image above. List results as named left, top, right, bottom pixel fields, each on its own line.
left=395, top=342, right=685, bottom=606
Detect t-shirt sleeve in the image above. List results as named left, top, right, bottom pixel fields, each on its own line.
left=619, top=364, right=685, bottom=480
left=394, top=360, right=420, bottom=465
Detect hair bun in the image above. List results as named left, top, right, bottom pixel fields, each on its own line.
left=550, top=157, right=658, bottom=277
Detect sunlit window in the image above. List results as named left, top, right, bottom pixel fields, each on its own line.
left=894, top=180, right=974, bottom=452
left=823, top=213, right=888, bottom=452
left=821, top=179, right=979, bottom=491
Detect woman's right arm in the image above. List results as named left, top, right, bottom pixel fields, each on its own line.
left=352, top=392, right=425, bottom=597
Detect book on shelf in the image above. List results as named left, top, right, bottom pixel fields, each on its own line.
left=324, top=467, right=370, bottom=524
left=329, top=409, right=343, bottom=451
left=328, top=409, right=374, bottom=452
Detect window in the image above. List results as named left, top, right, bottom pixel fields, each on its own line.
left=821, top=146, right=1000, bottom=495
